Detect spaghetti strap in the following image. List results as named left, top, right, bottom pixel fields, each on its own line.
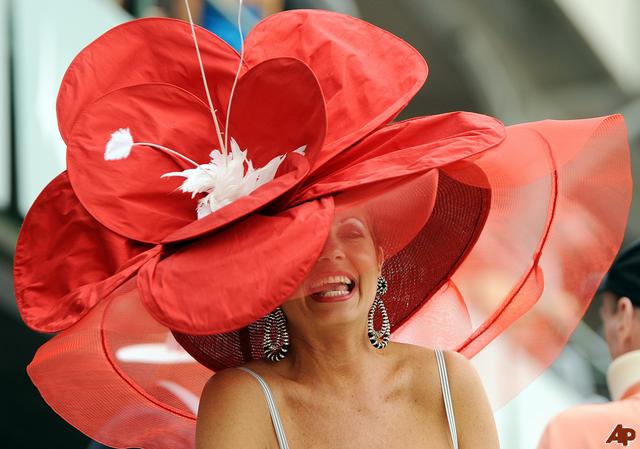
left=236, top=366, right=290, bottom=449
left=435, top=349, right=459, bottom=449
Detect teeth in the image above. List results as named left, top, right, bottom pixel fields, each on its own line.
left=310, top=275, right=353, bottom=290
left=317, top=290, right=349, bottom=297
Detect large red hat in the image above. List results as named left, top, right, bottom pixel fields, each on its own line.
left=13, top=10, right=632, bottom=449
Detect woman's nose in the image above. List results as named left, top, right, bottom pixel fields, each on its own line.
left=318, top=239, right=346, bottom=261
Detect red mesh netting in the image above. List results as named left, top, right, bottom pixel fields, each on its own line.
left=27, top=279, right=209, bottom=449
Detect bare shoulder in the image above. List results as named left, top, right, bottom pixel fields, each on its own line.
left=393, top=343, right=485, bottom=400
left=385, top=343, right=442, bottom=401
left=394, top=343, right=475, bottom=375
left=388, top=342, right=441, bottom=378
left=439, top=349, right=500, bottom=449
left=391, top=344, right=500, bottom=449
left=196, top=367, right=273, bottom=449
left=439, top=349, right=482, bottom=390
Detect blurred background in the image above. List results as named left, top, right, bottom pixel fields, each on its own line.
left=0, top=0, right=638, bottom=448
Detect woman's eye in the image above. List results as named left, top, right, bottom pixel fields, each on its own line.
left=339, top=228, right=364, bottom=239
left=337, top=219, right=368, bottom=240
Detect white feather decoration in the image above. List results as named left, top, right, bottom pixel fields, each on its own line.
left=105, top=128, right=134, bottom=160
left=104, top=126, right=306, bottom=220
left=162, top=137, right=297, bottom=219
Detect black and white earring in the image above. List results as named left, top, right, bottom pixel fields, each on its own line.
left=263, top=306, right=290, bottom=362
left=368, top=275, right=391, bottom=349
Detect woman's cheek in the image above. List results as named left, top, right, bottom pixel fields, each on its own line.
left=286, top=284, right=306, bottom=302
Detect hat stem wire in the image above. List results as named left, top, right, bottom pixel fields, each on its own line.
left=224, top=0, right=245, bottom=153
left=183, top=0, right=228, bottom=160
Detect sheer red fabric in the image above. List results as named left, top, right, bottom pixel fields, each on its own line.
left=15, top=10, right=632, bottom=449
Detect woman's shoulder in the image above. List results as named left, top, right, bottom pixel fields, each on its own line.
left=392, top=343, right=499, bottom=447
left=196, top=366, right=274, bottom=449
left=199, top=364, right=267, bottom=398
left=389, top=343, right=483, bottom=398
left=391, top=342, right=475, bottom=376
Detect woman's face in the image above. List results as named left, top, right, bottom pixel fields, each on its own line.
left=281, top=207, right=384, bottom=329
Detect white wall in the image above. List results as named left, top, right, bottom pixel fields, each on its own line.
left=12, top=0, right=129, bottom=215
left=0, top=0, right=10, bottom=209
left=554, top=0, right=640, bottom=94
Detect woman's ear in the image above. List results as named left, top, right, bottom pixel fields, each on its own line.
left=377, top=246, right=385, bottom=272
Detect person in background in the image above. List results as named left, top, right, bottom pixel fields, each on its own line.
left=114, top=0, right=171, bottom=17
left=172, top=0, right=283, bottom=50
left=116, top=0, right=359, bottom=51
left=537, top=240, right=640, bottom=449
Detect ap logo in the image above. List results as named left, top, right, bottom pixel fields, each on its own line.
left=607, top=424, right=637, bottom=446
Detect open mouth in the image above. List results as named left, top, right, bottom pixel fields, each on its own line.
left=308, top=275, right=357, bottom=300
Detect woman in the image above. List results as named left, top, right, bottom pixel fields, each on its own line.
left=196, top=206, right=499, bottom=448
left=13, top=7, right=631, bottom=449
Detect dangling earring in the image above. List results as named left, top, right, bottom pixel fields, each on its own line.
left=263, top=306, right=290, bottom=362
left=368, top=275, right=391, bottom=349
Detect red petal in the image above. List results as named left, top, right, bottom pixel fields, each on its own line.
left=138, top=197, right=334, bottom=334
left=57, top=18, right=242, bottom=143
left=244, top=10, right=427, bottom=168
left=227, top=57, right=326, bottom=169
left=67, top=83, right=217, bottom=243
left=296, top=112, right=505, bottom=202
left=13, top=172, right=156, bottom=332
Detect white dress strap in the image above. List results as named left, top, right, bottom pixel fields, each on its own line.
left=236, top=366, right=290, bottom=449
left=435, top=349, right=459, bottom=449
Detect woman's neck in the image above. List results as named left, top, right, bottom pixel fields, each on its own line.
left=281, top=320, right=390, bottom=389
